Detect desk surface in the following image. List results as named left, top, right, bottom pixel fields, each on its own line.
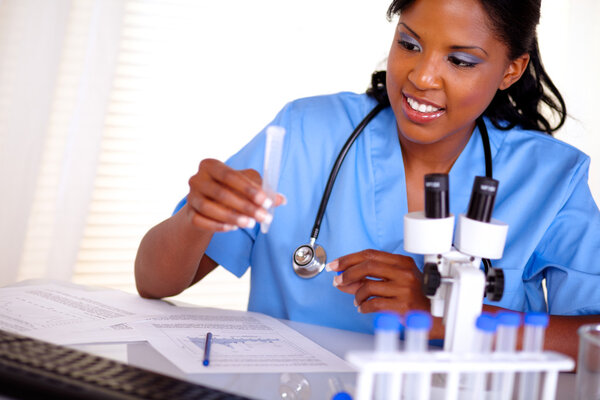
left=71, top=319, right=576, bottom=400
left=2, top=280, right=576, bottom=400
left=72, top=319, right=368, bottom=400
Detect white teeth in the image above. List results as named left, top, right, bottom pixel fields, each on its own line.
left=407, top=97, right=441, bottom=113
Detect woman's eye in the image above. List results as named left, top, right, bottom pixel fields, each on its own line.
left=398, top=33, right=421, bottom=52
left=447, top=54, right=480, bottom=68
left=398, top=40, right=421, bottom=52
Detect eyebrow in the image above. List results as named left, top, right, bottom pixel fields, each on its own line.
left=450, top=45, right=489, bottom=57
left=399, top=22, right=420, bottom=39
left=399, top=22, right=489, bottom=57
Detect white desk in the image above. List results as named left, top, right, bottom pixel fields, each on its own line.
left=1, top=280, right=576, bottom=399
left=71, top=319, right=368, bottom=399
left=71, top=319, right=576, bottom=400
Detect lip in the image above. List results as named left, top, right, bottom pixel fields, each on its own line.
left=401, top=93, right=446, bottom=124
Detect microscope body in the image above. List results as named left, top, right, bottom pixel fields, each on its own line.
left=404, top=175, right=508, bottom=353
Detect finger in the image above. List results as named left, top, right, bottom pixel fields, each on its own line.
left=186, top=191, right=257, bottom=230
left=333, top=279, right=364, bottom=295
left=240, top=168, right=262, bottom=185
left=330, top=249, right=414, bottom=272
left=190, top=177, right=270, bottom=224
left=358, top=297, right=430, bottom=314
left=353, top=279, right=426, bottom=310
left=355, top=288, right=430, bottom=314
left=335, top=259, right=417, bottom=289
left=184, top=203, right=239, bottom=232
left=240, top=168, right=288, bottom=213
left=353, top=279, right=405, bottom=305
left=274, top=193, right=287, bottom=207
left=205, top=160, right=269, bottom=207
left=357, top=296, right=414, bottom=315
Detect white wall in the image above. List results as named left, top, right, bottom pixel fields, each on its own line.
left=165, top=0, right=600, bottom=206
left=159, top=0, right=397, bottom=201
left=539, top=0, right=600, bottom=202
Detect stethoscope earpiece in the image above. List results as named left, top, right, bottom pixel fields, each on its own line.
left=292, top=242, right=326, bottom=279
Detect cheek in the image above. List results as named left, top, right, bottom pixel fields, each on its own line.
left=386, top=54, right=408, bottom=104
left=447, top=76, right=499, bottom=114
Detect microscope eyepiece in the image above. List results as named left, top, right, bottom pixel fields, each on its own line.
left=466, top=176, right=499, bottom=222
left=424, top=173, right=449, bottom=219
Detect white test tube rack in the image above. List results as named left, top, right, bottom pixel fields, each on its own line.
left=345, top=350, right=574, bottom=400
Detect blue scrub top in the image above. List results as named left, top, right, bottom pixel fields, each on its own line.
left=175, top=92, right=600, bottom=334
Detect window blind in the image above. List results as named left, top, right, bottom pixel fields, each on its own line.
left=71, top=0, right=250, bottom=310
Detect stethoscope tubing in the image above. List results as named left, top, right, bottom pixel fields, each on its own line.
left=293, top=94, right=492, bottom=278
left=308, top=101, right=388, bottom=242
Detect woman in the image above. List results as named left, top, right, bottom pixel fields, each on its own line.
left=135, top=0, right=600, bottom=360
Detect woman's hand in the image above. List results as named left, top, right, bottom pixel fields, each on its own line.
left=328, top=249, right=430, bottom=315
left=185, top=158, right=284, bottom=233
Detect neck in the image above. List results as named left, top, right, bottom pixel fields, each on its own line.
left=399, top=122, right=476, bottom=213
left=399, top=124, right=475, bottom=176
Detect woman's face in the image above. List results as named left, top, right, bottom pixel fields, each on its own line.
left=386, top=0, right=527, bottom=146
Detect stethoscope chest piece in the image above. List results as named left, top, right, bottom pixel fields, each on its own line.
left=292, top=242, right=326, bottom=278
left=289, top=91, right=387, bottom=279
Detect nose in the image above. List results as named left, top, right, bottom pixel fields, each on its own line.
left=407, top=54, right=443, bottom=91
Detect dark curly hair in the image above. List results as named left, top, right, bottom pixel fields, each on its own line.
left=385, top=0, right=566, bottom=135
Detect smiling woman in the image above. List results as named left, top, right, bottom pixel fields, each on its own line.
left=133, top=0, right=600, bottom=362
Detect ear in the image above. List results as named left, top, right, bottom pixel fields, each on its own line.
left=499, top=53, right=530, bottom=90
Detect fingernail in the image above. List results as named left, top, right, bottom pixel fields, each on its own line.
left=353, top=299, right=358, bottom=307
left=224, top=224, right=238, bottom=231
left=333, top=275, right=342, bottom=286
left=357, top=306, right=363, bottom=313
left=255, top=208, right=269, bottom=222
left=237, top=216, right=256, bottom=229
left=325, top=260, right=338, bottom=272
left=262, top=197, right=273, bottom=209
left=280, top=194, right=287, bottom=205
left=263, top=213, right=273, bottom=225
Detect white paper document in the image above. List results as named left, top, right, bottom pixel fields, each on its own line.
left=0, top=282, right=173, bottom=344
left=134, top=307, right=355, bottom=374
left=1, top=281, right=354, bottom=373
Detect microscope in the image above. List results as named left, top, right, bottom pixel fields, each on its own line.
left=404, top=174, right=507, bottom=353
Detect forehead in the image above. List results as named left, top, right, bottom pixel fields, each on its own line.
left=400, top=0, right=498, bottom=47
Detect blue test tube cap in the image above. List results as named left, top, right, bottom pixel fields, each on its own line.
left=476, top=313, right=497, bottom=333
left=496, top=311, right=521, bottom=327
left=374, top=311, right=402, bottom=332
left=405, top=310, right=432, bottom=331
left=524, top=312, right=549, bottom=327
left=331, top=391, right=353, bottom=400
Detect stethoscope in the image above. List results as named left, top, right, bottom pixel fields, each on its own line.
left=291, top=71, right=494, bottom=279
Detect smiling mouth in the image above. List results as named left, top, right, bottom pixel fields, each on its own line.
left=406, top=96, right=444, bottom=113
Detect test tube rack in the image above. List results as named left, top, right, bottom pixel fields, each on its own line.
left=345, top=350, right=574, bottom=400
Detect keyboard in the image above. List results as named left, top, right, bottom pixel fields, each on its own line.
left=0, top=329, right=252, bottom=400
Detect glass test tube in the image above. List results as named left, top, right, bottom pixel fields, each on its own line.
left=518, top=312, right=549, bottom=400
left=374, top=312, right=401, bottom=400
left=491, top=311, right=521, bottom=400
left=403, top=311, right=432, bottom=400
left=328, top=376, right=352, bottom=400
left=261, top=125, right=285, bottom=233
left=469, top=313, right=497, bottom=400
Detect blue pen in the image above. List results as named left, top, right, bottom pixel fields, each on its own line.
left=203, top=332, right=213, bottom=367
